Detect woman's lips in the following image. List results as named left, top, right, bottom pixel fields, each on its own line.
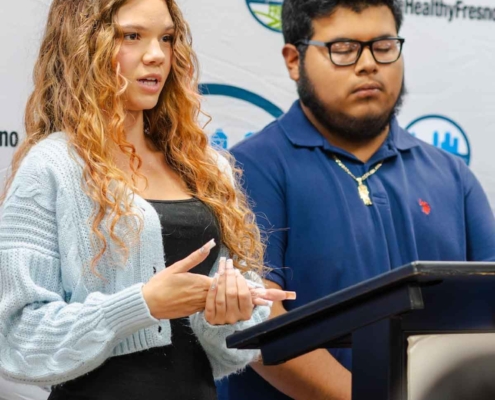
left=137, top=78, right=161, bottom=93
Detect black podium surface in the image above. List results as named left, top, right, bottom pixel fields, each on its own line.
left=227, top=262, right=495, bottom=400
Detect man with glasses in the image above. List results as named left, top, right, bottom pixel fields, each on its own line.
left=219, top=0, right=495, bottom=399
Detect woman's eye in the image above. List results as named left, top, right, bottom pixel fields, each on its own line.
left=162, top=35, right=173, bottom=43
left=123, top=33, right=139, bottom=40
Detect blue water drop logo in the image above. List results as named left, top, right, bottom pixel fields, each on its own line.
left=210, top=128, right=228, bottom=150
left=407, top=115, right=471, bottom=165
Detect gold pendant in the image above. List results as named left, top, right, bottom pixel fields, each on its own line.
left=356, top=178, right=372, bottom=206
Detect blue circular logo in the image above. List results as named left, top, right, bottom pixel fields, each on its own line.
left=199, top=83, right=284, bottom=149
left=406, top=115, right=471, bottom=165
left=246, top=0, right=284, bottom=32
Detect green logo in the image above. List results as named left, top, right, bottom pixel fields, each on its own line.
left=246, top=0, right=283, bottom=32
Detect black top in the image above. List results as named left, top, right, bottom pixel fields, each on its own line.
left=49, top=198, right=221, bottom=400
left=151, top=198, right=221, bottom=272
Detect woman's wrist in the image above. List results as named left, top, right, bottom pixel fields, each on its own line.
left=141, top=282, right=158, bottom=318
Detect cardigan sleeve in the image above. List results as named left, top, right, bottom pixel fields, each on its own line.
left=188, top=249, right=270, bottom=380
left=0, top=154, right=157, bottom=386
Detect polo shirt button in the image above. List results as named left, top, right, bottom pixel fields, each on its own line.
left=153, top=267, right=157, bottom=274
left=158, top=326, right=162, bottom=333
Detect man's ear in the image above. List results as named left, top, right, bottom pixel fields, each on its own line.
left=282, top=44, right=301, bottom=82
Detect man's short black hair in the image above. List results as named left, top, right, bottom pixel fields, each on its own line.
left=281, top=0, right=403, bottom=45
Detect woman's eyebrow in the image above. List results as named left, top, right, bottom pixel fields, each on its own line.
left=119, top=23, right=175, bottom=32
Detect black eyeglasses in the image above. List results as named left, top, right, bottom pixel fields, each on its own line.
left=296, top=37, right=405, bottom=66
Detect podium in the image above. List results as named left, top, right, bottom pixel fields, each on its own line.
left=227, top=262, right=495, bottom=400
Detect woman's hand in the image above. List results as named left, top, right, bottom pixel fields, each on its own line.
left=142, top=239, right=296, bottom=322
left=205, top=258, right=254, bottom=325
left=203, top=258, right=297, bottom=325
left=142, top=239, right=216, bottom=320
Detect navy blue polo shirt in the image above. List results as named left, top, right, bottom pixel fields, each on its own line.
left=218, top=101, right=495, bottom=400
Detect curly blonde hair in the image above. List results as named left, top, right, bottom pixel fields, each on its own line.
left=3, top=0, right=264, bottom=275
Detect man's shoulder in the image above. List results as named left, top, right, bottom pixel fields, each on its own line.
left=231, top=118, right=290, bottom=157
left=229, top=119, right=293, bottom=181
left=231, top=117, right=298, bottom=177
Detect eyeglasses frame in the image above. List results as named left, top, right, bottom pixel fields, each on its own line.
left=295, top=37, right=406, bottom=66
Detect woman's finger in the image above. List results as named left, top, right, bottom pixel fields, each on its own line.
left=224, top=259, right=240, bottom=323
left=205, top=273, right=219, bottom=323
left=214, top=257, right=227, bottom=324
left=167, top=239, right=216, bottom=274
left=250, top=288, right=297, bottom=302
left=235, top=270, right=253, bottom=320
left=252, top=298, right=272, bottom=307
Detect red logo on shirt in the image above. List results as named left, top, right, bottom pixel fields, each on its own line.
left=419, top=199, right=431, bottom=215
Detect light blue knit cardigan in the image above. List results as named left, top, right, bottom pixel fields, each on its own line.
left=0, top=132, right=269, bottom=386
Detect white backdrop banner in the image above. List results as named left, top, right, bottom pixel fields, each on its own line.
left=1, top=0, right=495, bottom=203
left=0, top=0, right=494, bottom=398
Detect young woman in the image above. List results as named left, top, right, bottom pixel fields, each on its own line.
left=0, top=0, right=292, bottom=398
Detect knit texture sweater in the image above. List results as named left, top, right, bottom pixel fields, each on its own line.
left=0, top=132, right=269, bottom=386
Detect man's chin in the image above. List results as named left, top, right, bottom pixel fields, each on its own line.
left=344, top=109, right=389, bottom=122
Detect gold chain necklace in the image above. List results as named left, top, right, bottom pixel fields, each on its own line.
left=332, top=155, right=383, bottom=206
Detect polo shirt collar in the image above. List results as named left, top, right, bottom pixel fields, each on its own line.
left=279, top=101, right=327, bottom=148
left=390, top=117, right=420, bottom=151
left=279, top=100, right=419, bottom=153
